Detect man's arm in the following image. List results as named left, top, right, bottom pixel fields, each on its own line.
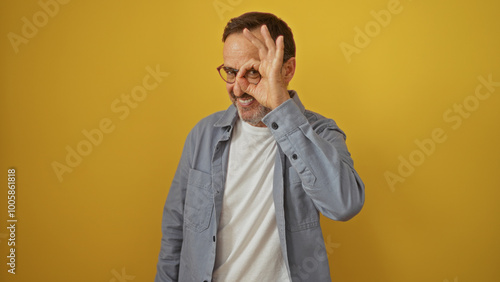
left=263, top=99, right=364, bottom=221
left=155, top=133, right=192, bottom=282
left=235, top=24, right=364, bottom=220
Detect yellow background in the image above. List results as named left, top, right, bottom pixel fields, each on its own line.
left=1, top=0, right=499, bottom=281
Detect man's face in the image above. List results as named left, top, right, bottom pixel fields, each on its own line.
left=223, top=30, right=272, bottom=127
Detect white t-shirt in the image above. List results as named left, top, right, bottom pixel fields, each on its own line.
left=212, top=119, right=289, bottom=282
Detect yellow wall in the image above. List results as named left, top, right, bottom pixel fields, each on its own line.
left=1, top=0, right=499, bottom=281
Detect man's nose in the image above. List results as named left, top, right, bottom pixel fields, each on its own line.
left=232, top=80, right=244, bottom=97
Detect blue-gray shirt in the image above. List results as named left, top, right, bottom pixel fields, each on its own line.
left=155, top=91, right=365, bottom=282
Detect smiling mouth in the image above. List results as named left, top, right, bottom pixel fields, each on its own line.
left=231, top=93, right=255, bottom=107
left=238, top=96, right=254, bottom=106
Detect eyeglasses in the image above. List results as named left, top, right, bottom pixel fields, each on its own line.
left=216, top=64, right=261, bottom=84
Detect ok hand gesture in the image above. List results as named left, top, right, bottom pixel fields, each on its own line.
left=235, top=25, right=292, bottom=110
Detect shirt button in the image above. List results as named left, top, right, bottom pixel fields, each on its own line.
left=292, top=154, right=298, bottom=160
left=271, top=122, right=279, bottom=130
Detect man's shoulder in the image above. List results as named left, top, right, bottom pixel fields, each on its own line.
left=194, top=109, right=229, bottom=128
left=188, top=108, right=234, bottom=138
left=303, top=108, right=346, bottom=138
left=289, top=90, right=342, bottom=132
left=302, top=108, right=334, bottom=126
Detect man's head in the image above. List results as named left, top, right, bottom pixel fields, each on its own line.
left=223, top=12, right=296, bottom=63
left=221, top=12, right=296, bottom=127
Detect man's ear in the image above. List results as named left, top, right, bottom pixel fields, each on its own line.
left=282, top=57, right=296, bottom=85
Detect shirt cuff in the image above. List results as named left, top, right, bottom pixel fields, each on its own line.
left=262, top=98, right=309, bottom=141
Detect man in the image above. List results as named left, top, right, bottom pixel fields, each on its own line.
left=155, top=12, right=364, bottom=282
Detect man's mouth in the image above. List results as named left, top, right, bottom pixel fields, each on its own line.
left=238, top=96, right=254, bottom=106
left=232, top=93, right=255, bottom=107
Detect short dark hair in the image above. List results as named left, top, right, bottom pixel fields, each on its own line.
left=222, top=12, right=296, bottom=63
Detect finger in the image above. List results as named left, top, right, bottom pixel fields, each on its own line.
left=236, top=59, right=260, bottom=79
left=260, top=25, right=276, bottom=54
left=274, top=35, right=285, bottom=66
left=243, top=28, right=268, bottom=59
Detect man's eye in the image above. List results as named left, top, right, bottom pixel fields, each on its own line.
left=247, top=69, right=260, bottom=78
left=224, top=69, right=236, bottom=75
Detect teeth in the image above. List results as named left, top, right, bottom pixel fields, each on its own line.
left=238, top=97, right=254, bottom=105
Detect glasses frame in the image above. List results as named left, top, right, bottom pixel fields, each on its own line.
left=216, top=64, right=261, bottom=84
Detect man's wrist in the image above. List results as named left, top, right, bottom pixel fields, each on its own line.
left=269, top=89, right=291, bottom=109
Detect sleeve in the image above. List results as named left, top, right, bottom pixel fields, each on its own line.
left=262, top=99, right=365, bottom=221
left=155, top=131, right=193, bottom=282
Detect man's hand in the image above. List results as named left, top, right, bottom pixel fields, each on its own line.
left=236, top=25, right=290, bottom=110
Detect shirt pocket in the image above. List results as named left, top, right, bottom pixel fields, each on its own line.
left=285, top=166, right=320, bottom=232
left=184, top=168, right=214, bottom=233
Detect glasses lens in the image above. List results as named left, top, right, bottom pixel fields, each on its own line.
left=246, top=69, right=261, bottom=84
left=218, top=65, right=261, bottom=84
left=220, top=67, right=237, bottom=83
